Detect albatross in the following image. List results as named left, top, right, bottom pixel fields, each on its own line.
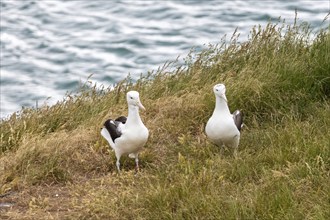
left=101, top=91, right=149, bottom=172
left=205, top=84, right=243, bottom=157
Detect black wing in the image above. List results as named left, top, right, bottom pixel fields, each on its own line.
left=103, top=116, right=126, bottom=142
left=115, top=116, right=127, bottom=124
left=232, top=110, right=243, bottom=131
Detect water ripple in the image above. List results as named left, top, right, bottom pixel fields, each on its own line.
left=0, top=0, right=328, bottom=117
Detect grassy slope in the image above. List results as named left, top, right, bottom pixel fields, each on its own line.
left=1, top=19, right=329, bottom=219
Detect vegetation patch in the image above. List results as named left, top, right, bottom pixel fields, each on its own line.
left=1, top=17, right=329, bottom=219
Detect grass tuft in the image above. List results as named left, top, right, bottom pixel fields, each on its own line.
left=1, top=17, right=329, bottom=219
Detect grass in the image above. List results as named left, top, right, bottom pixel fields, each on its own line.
left=1, top=17, right=329, bottom=219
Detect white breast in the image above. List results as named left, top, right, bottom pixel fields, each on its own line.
left=205, top=114, right=240, bottom=147
left=115, top=125, right=149, bottom=154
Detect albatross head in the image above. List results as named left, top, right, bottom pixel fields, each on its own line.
left=127, top=91, right=145, bottom=110
left=213, top=84, right=227, bottom=102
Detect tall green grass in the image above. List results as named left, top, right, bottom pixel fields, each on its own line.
left=1, top=18, right=329, bottom=219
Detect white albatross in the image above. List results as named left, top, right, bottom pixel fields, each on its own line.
left=205, top=84, right=243, bottom=157
left=101, top=91, right=149, bottom=172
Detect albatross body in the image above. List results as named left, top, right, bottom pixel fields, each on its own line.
left=101, top=91, right=149, bottom=172
left=205, top=84, right=243, bottom=157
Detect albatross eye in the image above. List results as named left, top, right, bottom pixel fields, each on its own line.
left=130, top=97, right=133, bottom=99
left=215, top=89, right=219, bottom=91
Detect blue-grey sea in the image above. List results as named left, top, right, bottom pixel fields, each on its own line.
left=1, top=0, right=329, bottom=118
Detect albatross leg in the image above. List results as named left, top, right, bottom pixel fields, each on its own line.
left=231, top=136, right=240, bottom=159
left=116, top=160, right=121, bottom=173
left=115, top=152, right=121, bottom=173
left=233, top=148, right=238, bottom=159
left=135, top=155, right=140, bottom=173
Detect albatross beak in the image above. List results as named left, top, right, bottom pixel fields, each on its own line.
left=219, top=93, right=227, bottom=102
left=137, top=101, right=146, bottom=111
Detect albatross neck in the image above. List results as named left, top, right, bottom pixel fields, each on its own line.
left=214, top=95, right=231, bottom=115
left=126, top=105, right=143, bottom=126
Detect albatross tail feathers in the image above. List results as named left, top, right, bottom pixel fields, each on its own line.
left=101, top=127, right=116, bottom=150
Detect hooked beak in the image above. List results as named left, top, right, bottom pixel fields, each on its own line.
left=137, top=101, right=146, bottom=111
left=219, top=93, right=227, bottom=102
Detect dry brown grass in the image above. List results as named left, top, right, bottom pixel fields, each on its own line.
left=1, top=18, right=329, bottom=219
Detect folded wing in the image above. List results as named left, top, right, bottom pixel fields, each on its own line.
left=103, top=116, right=127, bottom=142
left=232, top=110, right=243, bottom=131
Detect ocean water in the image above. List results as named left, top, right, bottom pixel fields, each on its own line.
left=1, top=0, right=329, bottom=118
